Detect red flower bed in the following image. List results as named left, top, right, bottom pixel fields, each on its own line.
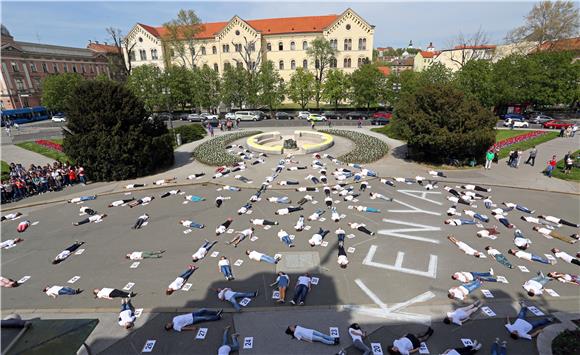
left=35, top=139, right=63, bottom=152
left=490, top=131, right=548, bottom=151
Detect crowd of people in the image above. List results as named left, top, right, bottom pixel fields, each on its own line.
left=1, top=161, right=87, bottom=204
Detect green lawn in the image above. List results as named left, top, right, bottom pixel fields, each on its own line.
left=496, top=131, right=559, bottom=159
left=495, top=129, right=535, bottom=142
left=552, top=150, right=580, bottom=181
left=1, top=160, right=10, bottom=181
left=15, top=141, right=71, bottom=163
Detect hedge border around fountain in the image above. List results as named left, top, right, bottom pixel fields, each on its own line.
left=320, top=129, right=389, bottom=164
left=192, top=131, right=263, bottom=166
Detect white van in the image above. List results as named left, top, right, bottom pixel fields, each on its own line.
left=235, top=111, right=261, bottom=121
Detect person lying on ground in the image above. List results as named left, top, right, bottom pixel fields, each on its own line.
left=287, top=166, right=307, bottom=171
left=502, top=202, right=534, bottom=214
left=216, top=287, right=258, bottom=312
left=1, top=277, right=19, bottom=288
left=344, top=193, right=360, bottom=202
left=296, top=187, right=318, bottom=192
left=533, top=226, right=577, bottom=244
left=485, top=247, right=513, bottom=269
left=448, top=279, right=485, bottom=300
left=125, top=184, right=146, bottom=189
left=347, top=323, right=371, bottom=354
left=215, top=196, right=231, bottom=208
left=429, top=170, right=446, bottom=177
left=458, top=184, right=490, bottom=192
left=132, top=214, right=149, bottom=229
left=79, top=206, right=96, bottom=216
left=270, top=272, right=290, bottom=303
left=551, top=248, right=580, bottom=266
left=180, top=219, right=205, bottom=229
left=160, top=189, right=180, bottom=198
left=251, top=218, right=279, bottom=226
left=380, top=178, right=395, bottom=187
left=355, top=205, right=380, bottom=213
left=237, top=203, right=252, bottom=215
left=483, top=197, right=495, bottom=209
left=108, top=198, right=134, bottom=207
left=73, top=213, right=107, bottom=226
left=285, top=325, right=339, bottom=345
left=218, top=256, right=235, bottom=281
left=309, top=209, right=325, bottom=221
left=294, top=215, right=305, bottom=231
left=325, top=196, right=333, bottom=208
left=187, top=173, right=205, bottom=180
left=537, top=215, right=579, bottom=228
left=276, top=206, right=303, bottom=215
left=166, top=265, right=198, bottom=295
left=491, top=211, right=515, bottom=229
left=520, top=216, right=560, bottom=228
left=44, top=285, right=82, bottom=298
left=388, top=327, right=434, bottom=354
left=445, top=218, right=477, bottom=226
left=268, top=196, right=290, bottom=204
left=349, top=222, right=375, bottom=236
left=1, top=212, right=22, bottom=221
left=153, top=177, right=176, bottom=185
left=443, top=300, right=482, bottom=326
left=441, top=342, right=482, bottom=355
left=309, top=228, right=330, bottom=247
left=164, top=309, right=223, bottom=331
left=452, top=269, right=497, bottom=282
left=523, top=271, right=551, bottom=296
left=128, top=196, right=154, bottom=208
left=222, top=185, right=241, bottom=192
left=52, top=241, right=84, bottom=264
left=184, top=195, right=205, bottom=202
left=337, top=230, right=348, bottom=269
left=444, top=186, right=461, bottom=198
left=447, top=236, right=484, bottom=258
left=463, top=210, right=489, bottom=223
left=331, top=207, right=341, bottom=222
left=94, top=287, right=136, bottom=299
left=548, top=272, right=580, bottom=285
left=1, top=238, right=23, bottom=249
left=296, top=195, right=313, bottom=205
left=447, top=206, right=461, bottom=217
left=245, top=250, right=281, bottom=264
left=508, top=249, right=554, bottom=265
left=126, top=250, right=165, bottom=260
left=370, top=192, right=393, bottom=201
left=277, top=229, right=295, bottom=247
left=505, top=301, right=554, bottom=340
left=291, top=273, right=312, bottom=305
left=513, top=229, right=531, bottom=250
left=118, top=298, right=136, bottom=329
left=218, top=325, right=240, bottom=355
left=216, top=218, right=233, bottom=235
left=228, top=227, right=254, bottom=247
left=279, top=180, right=300, bottom=186
left=192, top=240, right=218, bottom=262
left=68, top=195, right=96, bottom=203
left=447, top=196, right=471, bottom=206
left=463, top=191, right=486, bottom=200
left=16, top=220, right=31, bottom=232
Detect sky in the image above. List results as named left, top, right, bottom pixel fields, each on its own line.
left=2, top=1, right=537, bottom=50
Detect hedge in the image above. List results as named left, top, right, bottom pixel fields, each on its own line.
left=192, top=131, right=262, bottom=166
left=320, top=129, right=388, bottom=164
left=173, top=124, right=206, bottom=144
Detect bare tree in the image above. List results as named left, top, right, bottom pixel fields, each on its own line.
left=106, top=27, right=136, bottom=80
left=506, top=0, right=579, bottom=49
left=162, top=9, right=203, bottom=69
left=448, top=28, right=492, bottom=68
left=306, top=37, right=336, bottom=109
left=232, top=36, right=262, bottom=108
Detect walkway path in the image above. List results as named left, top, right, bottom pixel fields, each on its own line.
left=1, top=142, right=56, bottom=167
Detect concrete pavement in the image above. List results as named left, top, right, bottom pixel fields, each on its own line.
left=1, top=142, right=57, bottom=167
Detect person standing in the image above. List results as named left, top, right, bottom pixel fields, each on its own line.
left=525, top=147, right=537, bottom=166
left=291, top=273, right=312, bottom=305
left=485, top=150, right=494, bottom=170
left=545, top=155, right=557, bottom=177
left=270, top=272, right=290, bottom=303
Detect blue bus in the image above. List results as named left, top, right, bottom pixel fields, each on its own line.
left=1, top=106, right=50, bottom=126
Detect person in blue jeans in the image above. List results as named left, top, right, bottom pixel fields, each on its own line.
left=508, top=249, right=553, bottom=264
left=505, top=301, right=554, bottom=340
left=43, top=285, right=82, bottom=298
left=218, top=256, right=234, bottom=280
left=218, top=326, right=240, bottom=354
left=448, top=279, right=484, bottom=300
left=164, top=309, right=223, bottom=331
left=216, top=287, right=258, bottom=312
left=291, top=274, right=312, bottom=305
left=491, top=339, right=507, bottom=355
left=68, top=195, right=97, bottom=203
left=286, top=325, right=339, bottom=345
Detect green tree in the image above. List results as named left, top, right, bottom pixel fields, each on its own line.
left=322, top=69, right=350, bottom=109
left=287, top=68, right=315, bottom=110
left=418, top=62, right=454, bottom=86
left=194, top=65, right=221, bottom=112
left=257, top=60, right=285, bottom=114
left=41, top=73, right=84, bottom=112
left=306, top=37, right=336, bottom=109
left=63, top=80, right=174, bottom=181
left=164, top=65, right=193, bottom=111
left=525, top=51, right=579, bottom=106
left=221, top=65, right=249, bottom=109
left=162, top=9, right=203, bottom=69
left=126, top=64, right=164, bottom=112
left=456, top=60, right=495, bottom=108
left=392, top=83, right=496, bottom=164
left=350, top=64, right=383, bottom=110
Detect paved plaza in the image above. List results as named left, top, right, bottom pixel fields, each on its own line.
left=2, top=131, right=579, bottom=355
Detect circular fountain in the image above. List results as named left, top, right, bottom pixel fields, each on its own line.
left=246, top=130, right=334, bottom=155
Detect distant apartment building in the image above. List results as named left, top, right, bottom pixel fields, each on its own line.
left=123, top=8, right=374, bottom=81
left=0, top=25, right=110, bottom=110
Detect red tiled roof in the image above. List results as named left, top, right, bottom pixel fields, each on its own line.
left=377, top=66, right=391, bottom=76
left=87, top=42, right=118, bottom=54
left=420, top=51, right=436, bottom=58
left=138, top=14, right=340, bottom=40
left=537, top=37, right=580, bottom=52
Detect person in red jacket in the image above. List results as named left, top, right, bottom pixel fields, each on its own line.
left=68, top=169, right=77, bottom=184
left=545, top=155, right=557, bottom=178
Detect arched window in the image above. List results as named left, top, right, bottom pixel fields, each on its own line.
left=236, top=62, right=243, bottom=69
left=224, top=62, right=231, bottom=70
left=279, top=60, right=284, bottom=70
left=150, top=49, right=158, bottom=60
left=213, top=63, right=219, bottom=72
left=212, top=46, right=217, bottom=54
left=222, top=44, right=229, bottom=53
left=361, top=38, right=367, bottom=50
left=315, top=59, right=320, bottom=69
left=330, top=39, right=337, bottom=49
left=303, top=59, right=308, bottom=69
left=291, top=60, right=296, bottom=70
left=330, top=57, right=337, bottom=68
left=278, top=42, right=284, bottom=51
left=357, top=57, right=363, bottom=67
left=344, top=39, right=352, bottom=51
left=343, top=57, right=351, bottom=68
left=290, top=41, right=296, bottom=50
left=302, top=41, right=308, bottom=50
left=267, top=42, right=272, bottom=51
left=201, top=46, right=206, bottom=55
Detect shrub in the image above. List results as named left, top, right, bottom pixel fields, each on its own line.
left=392, top=83, right=496, bottom=165
left=193, top=131, right=262, bottom=166
left=173, top=124, right=206, bottom=144
left=63, top=80, right=174, bottom=181
left=552, top=329, right=580, bottom=355
left=320, top=129, right=388, bottom=164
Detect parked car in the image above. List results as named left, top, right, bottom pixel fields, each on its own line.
left=275, top=112, right=293, bottom=120
left=345, top=111, right=368, bottom=120
left=307, top=114, right=326, bottom=122
left=201, top=113, right=218, bottom=120
left=187, top=113, right=203, bottom=122
left=372, top=111, right=392, bottom=120
left=322, top=111, right=343, bottom=120
left=224, top=112, right=236, bottom=120
left=297, top=111, right=311, bottom=119
left=252, top=110, right=268, bottom=120
left=528, top=114, right=553, bottom=124
left=179, top=113, right=190, bottom=121
left=543, top=120, right=575, bottom=129
left=503, top=119, right=529, bottom=128
left=371, top=117, right=390, bottom=126
left=235, top=111, right=261, bottom=121
left=500, top=113, right=525, bottom=121
left=51, top=113, right=66, bottom=122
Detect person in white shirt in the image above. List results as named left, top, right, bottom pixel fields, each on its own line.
left=331, top=207, right=341, bottom=222
left=67, top=195, right=97, bottom=203
left=452, top=269, right=496, bottom=282
left=448, top=279, right=484, bottom=300
left=228, top=227, right=254, bottom=247
left=1, top=212, right=22, bottom=222
left=270, top=272, right=290, bottom=303
left=187, top=173, right=205, bottom=180
left=216, top=218, right=233, bottom=235
left=153, top=177, right=176, bottom=185
left=78, top=207, right=96, bottom=216
left=216, top=287, right=258, bottom=312
left=296, top=187, right=318, bottom=192
left=485, top=247, right=513, bottom=269
left=388, top=327, right=434, bottom=354
left=551, top=248, right=580, bottom=266
left=218, top=256, right=234, bottom=280
left=324, top=196, right=333, bottom=208
left=309, top=228, right=330, bottom=247
left=125, top=250, right=165, bottom=260
left=73, top=213, right=107, bottom=226
left=218, top=325, right=240, bottom=355
left=347, top=323, right=371, bottom=354
left=505, top=302, right=554, bottom=340
left=548, top=272, right=580, bottom=285
left=180, top=219, right=205, bottom=229
left=285, top=324, right=339, bottom=345
left=128, top=196, right=154, bottom=208
left=294, top=215, right=305, bottom=231
left=245, top=249, right=281, bottom=264
left=125, top=184, right=146, bottom=189
left=463, top=210, right=489, bottom=223
left=192, top=240, right=218, bottom=261
left=508, top=249, right=554, bottom=265
left=1, top=237, right=23, bottom=249
left=268, top=196, right=290, bottom=204
left=447, top=236, right=484, bottom=258
left=164, top=309, right=222, bottom=331
left=308, top=209, right=325, bottom=221
left=447, top=206, right=461, bottom=216
left=538, top=215, right=579, bottom=228
left=52, top=241, right=85, bottom=264
left=291, top=273, right=312, bottom=305
left=458, top=184, right=490, bottom=192
left=296, top=195, right=313, bottom=206
left=215, top=196, right=230, bottom=208
left=447, top=196, right=471, bottom=206
left=533, top=226, right=577, bottom=244
left=444, top=218, right=477, bottom=226
left=276, top=206, right=303, bottom=215
left=277, top=229, right=295, bottom=247
left=160, top=189, right=180, bottom=198
left=349, top=222, right=374, bottom=236
left=250, top=219, right=278, bottom=226
left=132, top=214, right=149, bottom=229
left=166, top=265, right=198, bottom=295
left=237, top=203, right=252, bottom=215
left=336, top=229, right=349, bottom=269
left=523, top=271, right=551, bottom=296
left=443, top=300, right=482, bottom=326
left=369, top=192, right=393, bottom=202
left=476, top=226, right=500, bottom=239
left=441, top=343, right=482, bottom=355
left=108, top=198, right=134, bottom=207
left=93, top=287, right=135, bottom=299
left=520, top=215, right=559, bottom=228
left=118, top=298, right=136, bottom=329
left=43, top=285, right=82, bottom=298
left=513, top=229, right=531, bottom=250
left=502, top=202, right=534, bottom=214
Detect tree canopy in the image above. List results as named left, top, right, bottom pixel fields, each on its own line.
left=41, top=73, right=84, bottom=112
left=287, top=68, right=316, bottom=109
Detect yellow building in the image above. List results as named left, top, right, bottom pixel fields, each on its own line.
left=124, top=8, right=374, bottom=81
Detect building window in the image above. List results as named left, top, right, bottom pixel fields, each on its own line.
left=343, top=58, right=351, bottom=68
left=42, top=63, right=48, bottom=73
left=138, top=37, right=143, bottom=42
left=346, top=24, right=351, bottom=30
left=291, top=60, right=296, bottom=70
left=129, top=50, right=136, bottom=61
left=234, top=43, right=242, bottom=52
left=201, top=46, right=206, bottom=55
left=30, top=63, right=37, bottom=72
left=212, top=46, right=217, bottom=54
left=63, top=64, right=68, bottom=73
left=279, top=60, right=284, bottom=70
left=53, top=64, right=59, bottom=73
left=224, top=62, right=231, bottom=70
left=139, top=49, right=147, bottom=61
left=151, top=49, right=158, bottom=60
left=236, top=62, right=243, bottom=69
left=302, top=59, right=308, bottom=69
left=72, top=64, right=77, bottom=73
left=33, top=78, right=41, bottom=89
left=357, top=58, right=363, bottom=67
left=278, top=42, right=283, bottom=51
left=10, top=62, right=18, bottom=72
left=302, top=41, right=308, bottom=50
left=235, top=30, right=240, bottom=36
left=82, top=64, right=86, bottom=73
left=358, top=38, right=367, bottom=50
left=344, top=39, right=352, bottom=51
left=213, top=63, right=219, bottom=72
left=330, top=39, right=337, bottom=49
left=222, top=44, right=229, bottom=53
left=267, top=43, right=272, bottom=51
left=290, top=41, right=295, bottom=51
left=330, top=57, right=337, bottom=68
left=15, top=79, right=25, bottom=90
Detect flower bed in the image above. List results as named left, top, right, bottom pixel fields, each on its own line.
left=192, top=131, right=262, bottom=166
left=35, top=139, right=63, bottom=152
left=491, top=130, right=548, bottom=151
left=320, top=129, right=388, bottom=164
